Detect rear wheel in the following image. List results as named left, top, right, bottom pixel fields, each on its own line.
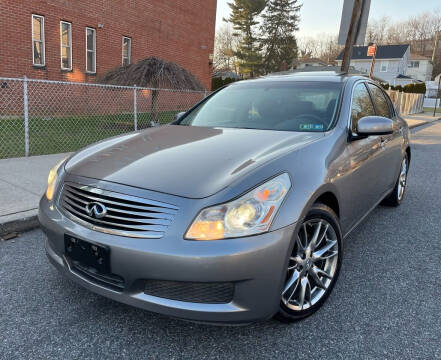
left=275, top=203, right=343, bottom=322
left=382, top=154, right=409, bottom=207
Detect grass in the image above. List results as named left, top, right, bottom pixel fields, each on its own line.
left=423, top=107, right=441, bottom=114
left=0, top=111, right=179, bottom=159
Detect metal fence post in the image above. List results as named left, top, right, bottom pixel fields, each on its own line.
left=23, top=76, right=29, bottom=157
left=133, top=84, right=138, bottom=131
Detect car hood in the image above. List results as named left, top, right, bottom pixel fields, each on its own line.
left=65, top=125, right=323, bottom=198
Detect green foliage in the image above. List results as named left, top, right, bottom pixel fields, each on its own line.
left=390, top=85, right=403, bottom=92
left=402, top=83, right=426, bottom=94
left=259, top=0, right=301, bottom=73
left=380, top=83, right=390, bottom=90
left=390, top=83, right=426, bottom=94
left=227, top=0, right=267, bottom=77
left=211, top=77, right=238, bottom=91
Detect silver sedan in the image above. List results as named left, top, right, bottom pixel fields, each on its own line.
left=39, top=72, right=410, bottom=324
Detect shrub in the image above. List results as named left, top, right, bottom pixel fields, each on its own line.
left=211, top=77, right=238, bottom=91
left=391, top=85, right=403, bottom=92
left=391, top=83, right=426, bottom=94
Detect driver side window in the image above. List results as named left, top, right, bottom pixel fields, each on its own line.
left=351, top=83, right=375, bottom=133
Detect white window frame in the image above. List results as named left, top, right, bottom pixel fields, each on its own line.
left=32, top=14, right=45, bottom=66
left=380, top=61, right=388, bottom=73
left=122, top=36, right=131, bottom=66
left=85, top=27, right=96, bottom=74
left=408, top=61, right=420, bottom=68
left=60, top=21, right=72, bottom=70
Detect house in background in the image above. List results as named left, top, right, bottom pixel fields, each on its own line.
left=406, top=54, right=433, bottom=81
left=0, top=0, right=216, bottom=89
left=292, top=58, right=329, bottom=70
left=336, top=45, right=412, bottom=85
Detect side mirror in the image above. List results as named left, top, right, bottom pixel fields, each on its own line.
left=356, top=116, right=393, bottom=136
left=174, top=112, right=186, bottom=122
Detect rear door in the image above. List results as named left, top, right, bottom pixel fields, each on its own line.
left=366, top=83, right=402, bottom=191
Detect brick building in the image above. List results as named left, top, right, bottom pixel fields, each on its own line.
left=0, top=0, right=217, bottom=89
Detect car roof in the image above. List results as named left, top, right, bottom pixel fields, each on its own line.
left=229, top=71, right=370, bottom=87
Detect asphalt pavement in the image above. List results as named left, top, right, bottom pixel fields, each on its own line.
left=1, top=122, right=441, bottom=359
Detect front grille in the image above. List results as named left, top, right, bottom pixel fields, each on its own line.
left=59, top=182, right=179, bottom=238
left=144, top=280, right=234, bottom=304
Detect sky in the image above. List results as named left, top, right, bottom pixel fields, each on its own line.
left=216, top=0, right=441, bottom=38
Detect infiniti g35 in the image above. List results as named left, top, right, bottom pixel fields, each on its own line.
left=39, top=72, right=410, bottom=323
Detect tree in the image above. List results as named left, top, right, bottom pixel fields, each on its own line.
left=226, top=0, right=267, bottom=77
left=297, top=34, right=342, bottom=65
left=259, top=0, right=301, bottom=73
left=366, top=16, right=390, bottom=45
left=213, top=25, right=240, bottom=74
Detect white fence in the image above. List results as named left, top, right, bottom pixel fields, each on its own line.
left=386, top=90, right=425, bottom=116
left=0, top=77, right=208, bottom=159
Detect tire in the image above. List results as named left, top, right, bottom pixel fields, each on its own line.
left=275, top=203, right=343, bottom=323
left=382, top=153, right=409, bottom=207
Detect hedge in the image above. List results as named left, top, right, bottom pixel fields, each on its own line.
left=382, top=82, right=426, bottom=94
left=211, top=77, right=239, bottom=91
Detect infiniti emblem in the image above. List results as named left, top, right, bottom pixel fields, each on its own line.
left=85, top=202, right=107, bottom=219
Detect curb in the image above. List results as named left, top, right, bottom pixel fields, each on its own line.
left=407, top=117, right=441, bottom=130
left=0, top=214, right=40, bottom=238
left=409, top=122, right=429, bottom=129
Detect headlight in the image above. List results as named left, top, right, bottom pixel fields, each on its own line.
left=46, top=157, right=67, bottom=201
left=185, top=173, right=291, bottom=240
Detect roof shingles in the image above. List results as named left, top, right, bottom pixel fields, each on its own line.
left=336, top=44, right=410, bottom=61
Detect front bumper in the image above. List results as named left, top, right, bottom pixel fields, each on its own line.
left=39, top=193, right=296, bottom=324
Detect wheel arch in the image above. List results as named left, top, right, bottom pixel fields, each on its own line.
left=313, top=191, right=340, bottom=219
left=406, top=146, right=411, bottom=164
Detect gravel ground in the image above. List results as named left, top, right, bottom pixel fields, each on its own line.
left=1, top=122, right=441, bottom=360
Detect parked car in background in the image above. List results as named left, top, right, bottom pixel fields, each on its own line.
left=39, top=71, right=410, bottom=324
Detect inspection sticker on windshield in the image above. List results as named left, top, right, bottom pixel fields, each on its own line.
left=300, top=124, right=324, bottom=131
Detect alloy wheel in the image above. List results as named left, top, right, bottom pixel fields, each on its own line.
left=397, top=158, right=408, bottom=201
left=282, top=219, right=339, bottom=311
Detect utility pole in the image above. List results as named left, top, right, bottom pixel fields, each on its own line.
left=434, top=74, right=441, bottom=117
left=341, top=0, right=364, bottom=73
left=432, top=31, right=439, bottom=64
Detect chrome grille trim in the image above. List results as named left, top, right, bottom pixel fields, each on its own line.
left=59, top=182, right=179, bottom=238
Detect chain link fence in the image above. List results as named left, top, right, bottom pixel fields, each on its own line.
left=0, top=77, right=208, bottom=159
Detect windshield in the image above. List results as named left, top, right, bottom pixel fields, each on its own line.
left=179, top=81, right=342, bottom=132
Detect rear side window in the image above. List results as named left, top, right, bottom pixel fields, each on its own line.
left=367, top=84, right=392, bottom=118
left=351, top=83, right=375, bottom=133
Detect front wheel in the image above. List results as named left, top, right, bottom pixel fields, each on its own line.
left=275, top=203, right=343, bottom=322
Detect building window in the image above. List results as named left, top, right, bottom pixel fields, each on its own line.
left=86, top=27, right=96, bottom=73
left=122, top=36, right=131, bottom=66
left=408, top=61, right=420, bottom=68
left=60, top=21, right=72, bottom=70
left=32, top=15, right=45, bottom=66
left=380, top=61, right=388, bottom=72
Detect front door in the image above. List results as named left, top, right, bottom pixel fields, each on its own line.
left=337, top=82, right=386, bottom=232
left=366, top=83, right=402, bottom=192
